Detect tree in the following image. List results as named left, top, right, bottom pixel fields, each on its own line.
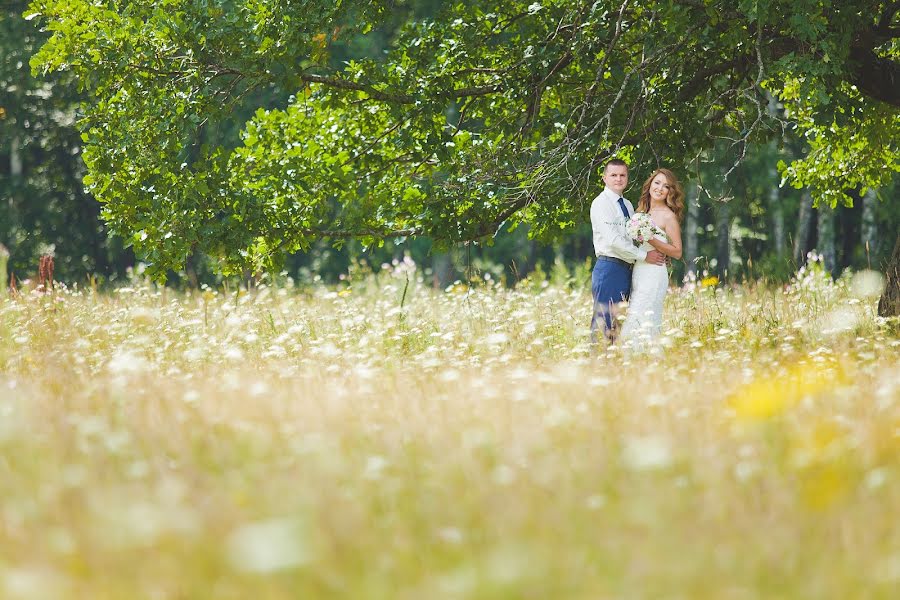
left=27, top=0, right=899, bottom=308
left=880, top=235, right=900, bottom=316
left=818, top=203, right=836, bottom=275
left=1, top=1, right=134, bottom=284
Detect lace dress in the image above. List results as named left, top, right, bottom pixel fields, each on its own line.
left=619, top=232, right=669, bottom=349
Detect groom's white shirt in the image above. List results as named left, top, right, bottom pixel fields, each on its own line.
left=590, top=187, right=648, bottom=264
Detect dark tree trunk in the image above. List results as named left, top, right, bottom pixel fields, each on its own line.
left=431, top=250, right=454, bottom=289
left=764, top=102, right=787, bottom=259
left=519, top=236, right=537, bottom=275
left=8, top=136, right=22, bottom=283
left=817, top=203, right=836, bottom=276
left=849, top=46, right=900, bottom=108
left=11, top=135, right=22, bottom=178
left=770, top=184, right=785, bottom=257
left=716, top=200, right=730, bottom=278
left=684, top=184, right=699, bottom=274
left=861, top=188, right=878, bottom=269
left=793, top=190, right=814, bottom=266
left=185, top=251, right=200, bottom=288
left=837, top=190, right=860, bottom=273
left=878, top=232, right=900, bottom=317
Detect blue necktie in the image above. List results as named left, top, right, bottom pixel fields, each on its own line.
left=617, top=197, right=630, bottom=219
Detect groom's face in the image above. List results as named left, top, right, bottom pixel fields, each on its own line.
left=603, top=165, right=629, bottom=195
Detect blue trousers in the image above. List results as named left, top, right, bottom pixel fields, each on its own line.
left=591, top=258, right=632, bottom=341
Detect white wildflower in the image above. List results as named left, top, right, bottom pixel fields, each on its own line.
left=622, top=435, right=673, bottom=471
left=227, top=518, right=312, bottom=573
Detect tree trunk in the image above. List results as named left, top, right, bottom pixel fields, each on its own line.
left=684, top=184, right=699, bottom=274
left=8, top=136, right=22, bottom=287
left=861, top=188, right=878, bottom=269
left=11, top=135, right=23, bottom=177
left=765, top=98, right=787, bottom=260
left=769, top=184, right=785, bottom=257
left=519, top=236, right=537, bottom=275
left=793, top=190, right=814, bottom=266
left=817, top=203, right=836, bottom=276
left=10, top=135, right=23, bottom=220
left=185, top=250, right=200, bottom=288
left=878, top=232, right=900, bottom=317
left=716, top=200, right=730, bottom=278
left=0, top=245, right=7, bottom=293
left=431, top=250, right=454, bottom=289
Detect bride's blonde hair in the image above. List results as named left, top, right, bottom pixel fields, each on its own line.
left=636, top=168, right=684, bottom=222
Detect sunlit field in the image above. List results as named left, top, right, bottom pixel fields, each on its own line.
left=1, top=257, right=898, bottom=599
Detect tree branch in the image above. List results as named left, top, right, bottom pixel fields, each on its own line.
left=298, top=72, right=506, bottom=103
left=675, top=55, right=749, bottom=103
left=849, top=46, right=900, bottom=107
left=879, top=1, right=900, bottom=29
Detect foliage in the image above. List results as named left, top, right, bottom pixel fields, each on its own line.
left=778, top=89, right=899, bottom=208
left=0, top=1, right=134, bottom=282
left=25, top=0, right=900, bottom=280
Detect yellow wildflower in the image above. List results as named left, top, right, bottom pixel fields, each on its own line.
left=728, top=364, right=846, bottom=421
left=798, top=463, right=851, bottom=511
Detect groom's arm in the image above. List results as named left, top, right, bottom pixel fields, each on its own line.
left=590, top=199, right=647, bottom=262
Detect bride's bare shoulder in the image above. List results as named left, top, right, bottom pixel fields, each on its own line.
left=651, top=207, right=677, bottom=224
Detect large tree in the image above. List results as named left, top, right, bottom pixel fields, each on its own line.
left=1, top=0, right=135, bottom=283
left=26, top=0, right=899, bottom=308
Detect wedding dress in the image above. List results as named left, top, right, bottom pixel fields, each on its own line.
left=619, top=233, right=669, bottom=349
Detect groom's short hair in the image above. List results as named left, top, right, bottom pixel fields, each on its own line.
left=604, top=158, right=628, bottom=173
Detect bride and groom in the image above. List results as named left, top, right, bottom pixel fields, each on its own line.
left=590, top=159, right=684, bottom=348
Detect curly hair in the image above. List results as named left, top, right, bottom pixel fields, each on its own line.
left=636, top=168, right=685, bottom=222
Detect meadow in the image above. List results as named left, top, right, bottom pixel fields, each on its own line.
left=0, top=257, right=897, bottom=599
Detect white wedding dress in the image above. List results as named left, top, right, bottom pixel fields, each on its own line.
left=619, top=234, right=669, bottom=350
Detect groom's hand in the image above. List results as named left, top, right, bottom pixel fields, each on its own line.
left=645, top=250, right=666, bottom=265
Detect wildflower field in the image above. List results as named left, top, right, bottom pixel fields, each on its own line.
left=1, top=259, right=898, bottom=599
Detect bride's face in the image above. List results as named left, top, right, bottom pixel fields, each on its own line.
left=649, top=173, right=671, bottom=202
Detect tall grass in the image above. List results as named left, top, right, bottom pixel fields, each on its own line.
left=0, top=257, right=897, bottom=598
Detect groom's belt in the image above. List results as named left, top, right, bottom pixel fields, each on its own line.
left=595, top=255, right=632, bottom=268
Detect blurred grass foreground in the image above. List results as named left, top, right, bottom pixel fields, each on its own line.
left=1, top=256, right=898, bottom=599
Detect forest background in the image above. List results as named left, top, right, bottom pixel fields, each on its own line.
left=1, top=0, right=898, bottom=291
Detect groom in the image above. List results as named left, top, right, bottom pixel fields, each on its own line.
left=590, top=159, right=666, bottom=344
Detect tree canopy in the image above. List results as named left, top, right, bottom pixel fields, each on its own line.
left=27, top=0, right=899, bottom=279
left=1, top=0, right=135, bottom=282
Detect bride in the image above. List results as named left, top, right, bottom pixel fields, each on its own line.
left=619, top=168, right=684, bottom=347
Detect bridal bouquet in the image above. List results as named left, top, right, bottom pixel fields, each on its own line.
left=626, top=212, right=665, bottom=245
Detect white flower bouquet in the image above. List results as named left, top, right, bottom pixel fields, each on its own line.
left=626, top=212, right=665, bottom=246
